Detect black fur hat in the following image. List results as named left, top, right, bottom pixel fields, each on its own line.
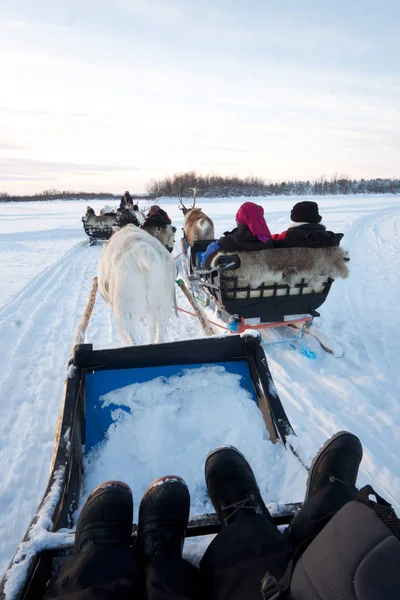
left=290, top=201, right=322, bottom=223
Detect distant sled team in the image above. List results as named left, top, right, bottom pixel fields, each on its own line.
left=82, top=191, right=177, bottom=253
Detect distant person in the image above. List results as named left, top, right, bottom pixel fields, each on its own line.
left=202, top=201, right=273, bottom=268
left=120, top=191, right=133, bottom=210
left=100, top=204, right=115, bottom=216
left=272, top=201, right=343, bottom=248
left=142, top=205, right=172, bottom=229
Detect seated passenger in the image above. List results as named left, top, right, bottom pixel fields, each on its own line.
left=272, top=201, right=342, bottom=248
left=119, top=190, right=133, bottom=210
left=142, top=205, right=172, bottom=229
left=85, top=206, right=95, bottom=217
left=202, top=201, right=273, bottom=268
left=99, top=204, right=115, bottom=216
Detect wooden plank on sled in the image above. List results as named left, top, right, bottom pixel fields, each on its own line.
left=176, top=279, right=214, bottom=336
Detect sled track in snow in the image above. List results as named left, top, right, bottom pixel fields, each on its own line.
left=0, top=241, right=97, bottom=578
left=266, top=206, right=400, bottom=510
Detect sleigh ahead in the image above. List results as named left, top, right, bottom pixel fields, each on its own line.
left=81, top=214, right=119, bottom=244
left=184, top=240, right=349, bottom=335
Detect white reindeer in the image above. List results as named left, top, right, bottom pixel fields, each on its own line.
left=98, top=224, right=177, bottom=345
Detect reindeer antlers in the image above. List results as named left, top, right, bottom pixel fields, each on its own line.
left=188, top=187, right=197, bottom=208
left=178, top=188, right=198, bottom=211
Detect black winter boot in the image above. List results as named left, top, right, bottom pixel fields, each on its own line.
left=74, top=481, right=133, bottom=555
left=288, top=431, right=363, bottom=547
left=205, top=446, right=273, bottom=526
left=304, top=430, right=363, bottom=500
left=136, top=476, right=190, bottom=564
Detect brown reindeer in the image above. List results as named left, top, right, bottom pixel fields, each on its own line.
left=178, top=189, right=215, bottom=246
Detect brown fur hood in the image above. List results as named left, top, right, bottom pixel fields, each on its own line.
left=211, top=246, right=349, bottom=289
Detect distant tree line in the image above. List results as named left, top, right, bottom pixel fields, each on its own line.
left=1, top=174, right=400, bottom=202
left=0, top=189, right=119, bottom=203
left=147, top=172, right=400, bottom=197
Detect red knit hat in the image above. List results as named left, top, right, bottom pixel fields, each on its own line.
left=236, top=202, right=271, bottom=242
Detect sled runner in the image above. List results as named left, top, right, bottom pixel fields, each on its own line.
left=1, top=334, right=298, bottom=600
left=183, top=238, right=349, bottom=341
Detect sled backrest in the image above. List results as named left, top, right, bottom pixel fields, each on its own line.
left=84, top=214, right=119, bottom=227
left=212, top=246, right=349, bottom=298
left=199, top=246, right=350, bottom=322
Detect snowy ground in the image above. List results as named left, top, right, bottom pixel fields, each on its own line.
left=0, top=194, right=399, bottom=581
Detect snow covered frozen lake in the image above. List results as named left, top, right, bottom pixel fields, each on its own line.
left=0, top=194, right=399, bottom=580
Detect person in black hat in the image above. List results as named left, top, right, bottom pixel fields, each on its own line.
left=272, top=201, right=343, bottom=248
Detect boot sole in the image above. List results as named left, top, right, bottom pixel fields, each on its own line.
left=305, top=431, right=363, bottom=500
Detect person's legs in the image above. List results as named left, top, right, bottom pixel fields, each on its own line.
left=200, top=447, right=294, bottom=600
left=287, top=431, right=363, bottom=548
left=135, top=476, right=202, bottom=600
left=47, top=481, right=139, bottom=600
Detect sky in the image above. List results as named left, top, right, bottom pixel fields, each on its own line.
left=0, top=0, right=400, bottom=194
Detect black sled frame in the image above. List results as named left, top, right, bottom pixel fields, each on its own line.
left=81, top=219, right=115, bottom=244
left=0, top=334, right=298, bottom=600
left=185, top=239, right=333, bottom=326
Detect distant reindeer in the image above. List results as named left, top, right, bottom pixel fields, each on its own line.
left=178, top=188, right=215, bottom=246
left=98, top=225, right=177, bottom=345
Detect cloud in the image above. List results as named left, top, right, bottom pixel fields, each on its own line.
left=0, top=106, right=100, bottom=118
left=0, top=157, right=139, bottom=181
left=0, top=140, right=30, bottom=150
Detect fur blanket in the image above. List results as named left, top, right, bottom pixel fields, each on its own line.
left=84, top=214, right=119, bottom=228
left=211, top=246, right=349, bottom=291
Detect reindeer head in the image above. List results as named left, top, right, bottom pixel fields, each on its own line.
left=178, top=188, right=200, bottom=216
left=178, top=199, right=191, bottom=216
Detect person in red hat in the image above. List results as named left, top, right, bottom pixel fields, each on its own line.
left=272, top=201, right=342, bottom=248
left=202, top=202, right=273, bottom=268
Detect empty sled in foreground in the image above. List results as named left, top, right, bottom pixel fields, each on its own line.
left=1, top=334, right=298, bottom=600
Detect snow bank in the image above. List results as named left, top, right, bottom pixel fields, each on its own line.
left=3, top=468, right=72, bottom=600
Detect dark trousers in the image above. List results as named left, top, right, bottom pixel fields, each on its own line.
left=47, top=545, right=201, bottom=600
left=49, top=485, right=352, bottom=600
left=200, top=515, right=294, bottom=600
left=48, top=519, right=292, bottom=600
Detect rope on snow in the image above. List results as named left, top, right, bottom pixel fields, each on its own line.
left=70, top=276, right=98, bottom=358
